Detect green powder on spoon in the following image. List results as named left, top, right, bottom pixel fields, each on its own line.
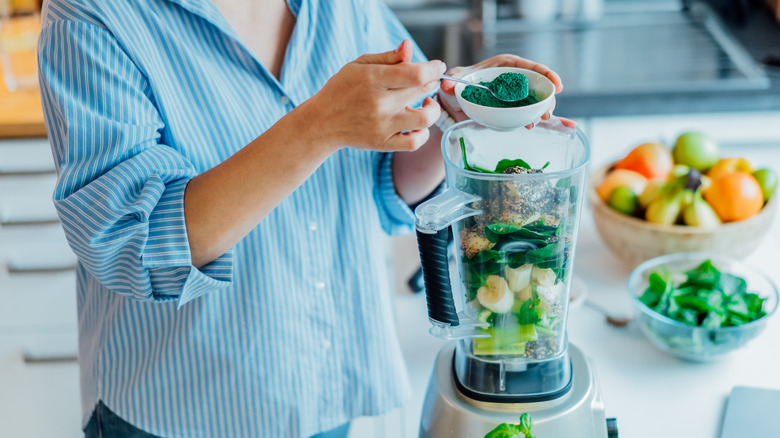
left=461, top=72, right=537, bottom=108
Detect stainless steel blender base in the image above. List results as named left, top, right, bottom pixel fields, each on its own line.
left=419, top=342, right=609, bottom=438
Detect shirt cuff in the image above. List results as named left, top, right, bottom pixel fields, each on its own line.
left=142, top=177, right=234, bottom=305
left=375, top=152, right=417, bottom=235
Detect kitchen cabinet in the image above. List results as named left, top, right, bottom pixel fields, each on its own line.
left=0, top=137, right=81, bottom=438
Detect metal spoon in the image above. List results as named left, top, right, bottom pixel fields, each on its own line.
left=584, top=299, right=633, bottom=328
left=441, top=74, right=525, bottom=103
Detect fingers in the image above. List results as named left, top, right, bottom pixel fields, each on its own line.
left=391, top=97, right=441, bottom=133
left=390, top=78, right=440, bottom=107
left=357, top=41, right=408, bottom=66
left=440, top=66, right=471, bottom=96
left=526, top=115, right=577, bottom=130
left=385, top=129, right=431, bottom=152
left=443, top=55, right=565, bottom=94
left=394, top=39, right=413, bottom=63
left=559, top=117, right=576, bottom=128
left=377, top=60, right=446, bottom=89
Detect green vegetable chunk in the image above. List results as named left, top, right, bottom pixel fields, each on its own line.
left=484, top=413, right=536, bottom=438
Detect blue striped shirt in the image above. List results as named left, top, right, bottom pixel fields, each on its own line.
left=37, top=0, right=427, bottom=436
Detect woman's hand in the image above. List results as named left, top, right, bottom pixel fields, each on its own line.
left=304, top=40, right=446, bottom=153
left=438, top=54, right=576, bottom=129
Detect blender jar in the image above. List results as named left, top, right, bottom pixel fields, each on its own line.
left=415, top=118, right=589, bottom=400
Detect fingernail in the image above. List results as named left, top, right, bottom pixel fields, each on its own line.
left=439, top=61, right=447, bottom=75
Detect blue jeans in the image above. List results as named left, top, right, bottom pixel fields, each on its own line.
left=84, top=401, right=161, bottom=438
left=84, top=400, right=351, bottom=438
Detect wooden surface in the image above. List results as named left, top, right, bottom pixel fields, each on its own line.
left=0, top=14, right=46, bottom=138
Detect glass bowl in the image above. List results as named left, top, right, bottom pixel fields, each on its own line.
left=627, top=253, right=778, bottom=361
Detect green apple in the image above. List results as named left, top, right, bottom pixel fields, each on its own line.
left=608, top=186, right=639, bottom=216
left=752, top=168, right=778, bottom=202
left=672, top=132, right=720, bottom=172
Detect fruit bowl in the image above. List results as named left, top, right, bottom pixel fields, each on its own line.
left=589, top=162, right=777, bottom=268
left=628, top=253, right=778, bottom=361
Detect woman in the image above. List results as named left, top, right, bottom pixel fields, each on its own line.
left=37, top=0, right=568, bottom=436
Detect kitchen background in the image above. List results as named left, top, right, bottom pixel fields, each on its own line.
left=1, top=0, right=780, bottom=437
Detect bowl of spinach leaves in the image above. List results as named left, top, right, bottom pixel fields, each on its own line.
left=627, top=253, right=778, bottom=361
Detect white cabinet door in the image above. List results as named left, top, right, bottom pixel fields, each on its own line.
left=0, top=138, right=55, bottom=174
left=0, top=173, right=59, bottom=225
left=0, top=332, right=81, bottom=438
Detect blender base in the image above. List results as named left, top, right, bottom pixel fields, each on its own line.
left=419, top=342, right=609, bottom=438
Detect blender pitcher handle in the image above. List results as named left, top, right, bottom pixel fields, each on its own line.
left=415, top=188, right=481, bottom=328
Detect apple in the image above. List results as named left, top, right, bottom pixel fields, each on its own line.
left=614, top=142, right=674, bottom=180
left=608, top=186, right=639, bottom=216
left=596, top=169, right=648, bottom=202
left=752, top=168, right=778, bottom=202
left=672, top=132, right=720, bottom=172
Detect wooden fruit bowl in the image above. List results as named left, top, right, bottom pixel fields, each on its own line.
left=588, top=162, right=777, bottom=268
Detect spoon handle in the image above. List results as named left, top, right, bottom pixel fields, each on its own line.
left=440, top=74, right=481, bottom=87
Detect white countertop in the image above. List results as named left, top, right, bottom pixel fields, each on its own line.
left=569, top=203, right=780, bottom=438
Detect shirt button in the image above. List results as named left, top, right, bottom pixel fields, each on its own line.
left=315, top=281, right=326, bottom=290
left=280, top=96, right=290, bottom=105
left=308, top=221, right=317, bottom=231
left=322, top=339, right=332, bottom=350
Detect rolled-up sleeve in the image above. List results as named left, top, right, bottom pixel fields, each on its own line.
left=373, top=151, right=417, bottom=235
left=38, top=19, right=233, bottom=305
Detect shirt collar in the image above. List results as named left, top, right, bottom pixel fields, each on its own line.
left=159, top=0, right=239, bottom=43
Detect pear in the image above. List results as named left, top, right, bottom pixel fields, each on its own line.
left=683, top=190, right=721, bottom=227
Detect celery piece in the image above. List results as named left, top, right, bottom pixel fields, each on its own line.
left=473, top=325, right=537, bottom=355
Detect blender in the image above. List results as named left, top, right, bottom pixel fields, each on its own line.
left=414, top=119, right=615, bottom=437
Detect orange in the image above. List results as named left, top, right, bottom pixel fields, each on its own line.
left=597, top=169, right=648, bottom=202
left=703, top=172, right=764, bottom=222
left=614, top=143, right=674, bottom=181
left=706, top=158, right=754, bottom=181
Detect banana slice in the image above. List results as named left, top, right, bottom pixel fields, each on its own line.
left=532, top=266, right=557, bottom=287
left=477, top=275, right=514, bottom=314
left=517, top=283, right=534, bottom=302
left=505, top=264, right=533, bottom=292
left=537, top=283, right=563, bottom=317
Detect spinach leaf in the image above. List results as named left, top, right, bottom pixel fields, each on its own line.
left=638, top=259, right=768, bottom=329
left=484, top=423, right=523, bottom=438
left=493, top=158, right=531, bottom=173
left=459, top=137, right=544, bottom=174
left=484, top=413, right=536, bottom=438
left=514, top=297, right=541, bottom=325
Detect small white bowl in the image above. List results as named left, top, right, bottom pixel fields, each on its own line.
left=454, top=67, right=556, bottom=131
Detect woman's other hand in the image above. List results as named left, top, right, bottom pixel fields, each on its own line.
left=305, top=40, right=446, bottom=153
left=438, top=54, right=576, bottom=129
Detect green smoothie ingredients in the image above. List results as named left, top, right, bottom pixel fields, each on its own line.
left=461, top=72, right=538, bottom=108
left=459, top=137, right=549, bottom=174
left=640, top=259, right=767, bottom=327
left=457, top=141, right=576, bottom=358
left=484, top=413, right=536, bottom=438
